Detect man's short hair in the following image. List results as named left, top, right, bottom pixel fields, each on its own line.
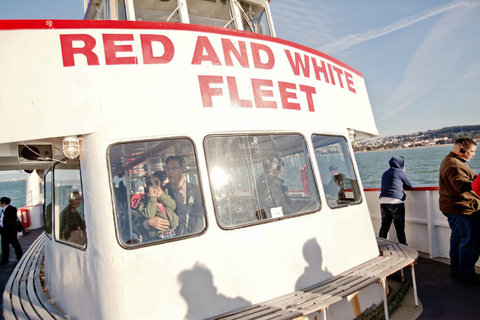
left=166, top=156, right=186, bottom=172
left=329, top=165, right=338, bottom=172
left=262, top=154, right=283, bottom=174
left=455, top=137, right=476, bottom=149
left=0, top=197, right=11, bottom=205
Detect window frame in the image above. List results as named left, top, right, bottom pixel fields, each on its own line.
left=312, top=134, right=363, bottom=209
left=43, top=168, right=53, bottom=238
left=52, top=159, right=87, bottom=250
left=107, top=136, right=208, bottom=249
left=204, top=132, right=321, bottom=230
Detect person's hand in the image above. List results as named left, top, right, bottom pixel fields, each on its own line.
left=147, top=216, right=169, bottom=231
left=147, top=186, right=163, bottom=197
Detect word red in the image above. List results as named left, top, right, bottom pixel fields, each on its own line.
left=199, top=75, right=316, bottom=111
left=60, top=34, right=174, bottom=67
left=284, top=50, right=356, bottom=94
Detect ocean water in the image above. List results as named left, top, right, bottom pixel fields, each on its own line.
left=355, top=144, right=480, bottom=189
left=0, top=180, right=27, bottom=208
left=0, top=145, right=479, bottom=204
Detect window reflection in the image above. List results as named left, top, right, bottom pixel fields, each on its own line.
left=54, top=160, right=86, bottom=247
left=237, top=1, right=271, bottom=35
left=109, top=139, right=205, bottom=247
left=312, top=135, right=362, bottom=208
left=205, top=134, right=319, bottom=228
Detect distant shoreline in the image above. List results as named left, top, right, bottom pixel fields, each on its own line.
left=354, top=143, right=453, bottom=153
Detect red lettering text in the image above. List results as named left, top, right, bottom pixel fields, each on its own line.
left=285, top=50, right=310, bottom=77
left=140, top=34, right=174, bottom=64
left=278, top=81, right=300, bottom=110
left=103, top=34, right=137, bottom=65
left=227, top=76, right=253, bottom=108
left=345, top=71, right=356, bottom=93
left=191, top=36, right=222, bottom=65
left=251, top=78, right=276, bottom=108
left=251, top=43, right=275, bottom=70
left=60, top=34, right=99, bottom=67
left=222, top=39, right=249, bottom=68
left=198, top=75, right=224, bottom=107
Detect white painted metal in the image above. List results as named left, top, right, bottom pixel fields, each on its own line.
left=0, top=4, right=386, bottom=318
left=366, top=188, right=480, bottom=267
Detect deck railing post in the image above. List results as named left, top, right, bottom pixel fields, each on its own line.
left=410, top=263, right=419, bottom=307
left=381, top=278, right=389, bottom=320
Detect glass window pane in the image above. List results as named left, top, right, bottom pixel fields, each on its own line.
left=54, top=160, right=86, bottom=247
left=238, top=1, right=270, bottom=35
left=109, top=138, right=205, bottom=247
left=312, top=135, right=362, bottom=208
left=118, top=0, right=127, bottom=20
left=187, top=0, right=233, bottom=28
left=44, top=169, right=52, bottom=236
left=133, top=0, right=180, bottom=22
left=205, top=134, right=320, bottom=228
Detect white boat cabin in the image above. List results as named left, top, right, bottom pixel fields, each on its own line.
left=0, top=0, right=390, bottom=319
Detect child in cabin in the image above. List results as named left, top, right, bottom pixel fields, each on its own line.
left=136, top=172, right=179, bottom=240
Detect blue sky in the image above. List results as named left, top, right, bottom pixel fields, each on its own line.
left=1, top=0, right=479, bottom=137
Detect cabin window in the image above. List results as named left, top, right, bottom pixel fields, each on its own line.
left=133, top=0, right=180, bottom=22
left=205, top=134, right=319, bottom=228
left=109, top=138, right=206, bottom=247
left=44, top=169, right=53, bottom=236
left=236, top=0, right=271, bottom=35
left=312, top=135, right=362, bottom=208
left=186, top=0, right=234, bottom=28
left=118, top=0, right=127, bottom=20
left=54, top=159, right=86, bottom=248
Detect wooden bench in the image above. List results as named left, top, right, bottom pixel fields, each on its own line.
left=3, top=234, right=417, bottom=320
left=3, top=232, right=66, bottom=320
left=209, top=238, right=419, bottom=320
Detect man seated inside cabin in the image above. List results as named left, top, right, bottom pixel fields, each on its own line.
left=255, top=153, right=294, bottom=218
left=324, top=165, right=340, bottom=198
left=59, top=191, right=86, bottom=245
left=142, top=156, right=204, bottom=237
left=136, top=173, right=179, bottom=241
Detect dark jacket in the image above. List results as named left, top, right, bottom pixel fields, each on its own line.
left=256, top=172, right=294, bottom=217
left=439, top=152, right=480, bottom=215
left=379, top=157, right=413, bottom=201
left=164, top=182, right=204, bottom=236
left=1, top=205, right=18, bottom=235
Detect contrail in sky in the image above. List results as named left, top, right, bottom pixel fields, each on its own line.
left=319, top=1, right=473, bottom=54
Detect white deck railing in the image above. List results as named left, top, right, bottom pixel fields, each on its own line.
left=365, top=187, right=480, bottom=267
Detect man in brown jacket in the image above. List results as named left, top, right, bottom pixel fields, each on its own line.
left=439, top=137, right=480, bottom=284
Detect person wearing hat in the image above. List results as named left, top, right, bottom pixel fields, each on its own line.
left=0, top=197, right=23, bottom=264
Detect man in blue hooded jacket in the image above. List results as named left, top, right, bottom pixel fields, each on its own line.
left=379, top=156, right=414, bottom=245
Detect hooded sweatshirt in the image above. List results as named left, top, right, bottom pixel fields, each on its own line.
left=379, top=157, right=414, bottom=201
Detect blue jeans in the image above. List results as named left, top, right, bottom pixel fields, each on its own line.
left=379, top=203, right=407, bottom=245
left=443, top=212, right=480, bottom=278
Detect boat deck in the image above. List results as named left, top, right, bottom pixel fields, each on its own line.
left=1, top=229, right=479, bottom=320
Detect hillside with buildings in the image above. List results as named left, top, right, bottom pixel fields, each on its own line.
left=354, top=125, right=480, bottom=151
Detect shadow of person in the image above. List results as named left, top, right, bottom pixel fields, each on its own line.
left=178, top=262, right=250, bottom=319
left=295, top=238, right=333, bottom=291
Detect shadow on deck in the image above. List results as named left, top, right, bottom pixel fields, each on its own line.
left=1, top=229, right=479, bottom=319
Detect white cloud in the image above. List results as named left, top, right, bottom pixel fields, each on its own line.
left=318, top=1, right=476, bottom=55
left=378, top=0, right=480, bottom=121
